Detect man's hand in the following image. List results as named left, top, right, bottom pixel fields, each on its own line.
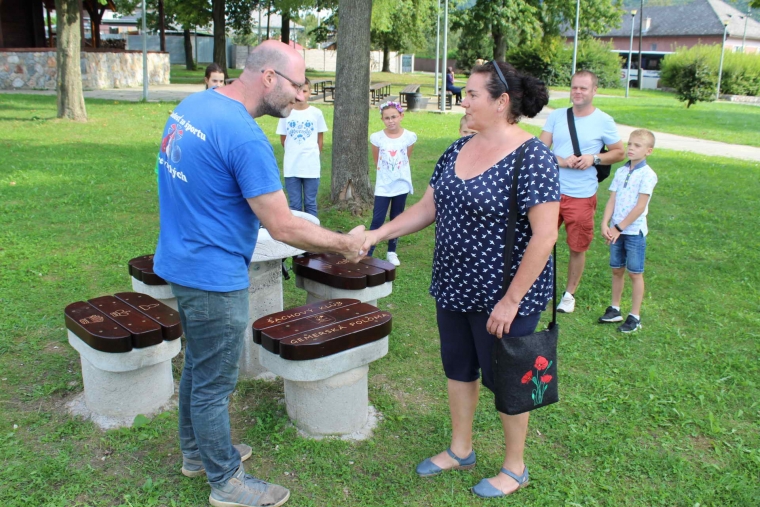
left=568, top=155, right=594, bottom=171
left=342, top=225, right=367, bottom=263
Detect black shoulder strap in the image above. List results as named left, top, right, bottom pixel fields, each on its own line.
left=566, top=108, right=582, bottom=157
left=502, top=143, right=557, bottom=326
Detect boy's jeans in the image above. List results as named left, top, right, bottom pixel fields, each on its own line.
left=171, top=282, right=248, bottom=488
left=285, top=177, right=320, bottom=218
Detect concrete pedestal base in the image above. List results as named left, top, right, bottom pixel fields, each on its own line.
left=241, top=259, right=283, bottom=379
left=67, top=330, right=181, bottom=428
left=239, top=211, right=319, bottom=380
left=130, top=278, right=178, bottom=310
left=259, top=337, right=388, bottom=438
left=285, top=366, right=368, bottom=435
left=295, top=276, right=393, bottom=307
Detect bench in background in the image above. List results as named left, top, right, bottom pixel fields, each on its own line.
left=398, top=84, right=421, bottom=105
left=369, top=82, right=392, bottom=105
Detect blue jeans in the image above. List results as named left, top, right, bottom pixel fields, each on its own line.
left=368, top=193, right=408, bottom=256
left=446, top=83, right=462, bottom=103
left=171, top=282, right=248, bottom=487
left=285, top=177, right=320, bottom=218
left=609, top=232, right=647, bottom=273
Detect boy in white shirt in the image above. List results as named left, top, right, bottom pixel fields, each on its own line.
left=277, top=78, right=329, bottom=217
left=598, top=129, right=658, bottom=333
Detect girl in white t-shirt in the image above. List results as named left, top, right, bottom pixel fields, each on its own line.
left=276, top=78, right=329, bottom=218
left=368, top=101, right=417, bottom=266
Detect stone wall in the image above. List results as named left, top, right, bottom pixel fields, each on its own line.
left=0, top=49, right=170, bottom=90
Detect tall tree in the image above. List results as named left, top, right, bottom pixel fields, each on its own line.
left=213, top=0, right=227, bottom=74
left=331, top=0, right=373, bottom=208
left=370, top=0, right=432, bottom=72
left=453, top=0, right=622, bottom=68
left=55, top=0, right=87, bottom=121
left=158, top=0, right=165, bottom=51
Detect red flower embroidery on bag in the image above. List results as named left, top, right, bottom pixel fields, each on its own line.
left=524, top=356, right=553, bottom=406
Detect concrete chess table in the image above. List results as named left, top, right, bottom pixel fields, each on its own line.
left=241, top=210, right=320, bottom=379
left=294, top=253, right=395, bottom=307
left=253, top=299, right=391, bottom=438
left=128, top=254, right=177, bottom=310
left=64, top=292, right=182, bottom=428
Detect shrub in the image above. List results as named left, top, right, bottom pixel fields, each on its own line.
left=672, top=59, right=716, bottom=108
left=506, top=37, right=621, bottom=88
left=661, top=45, right=760, bottom=97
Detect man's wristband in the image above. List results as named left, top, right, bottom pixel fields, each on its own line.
left=614, top=224, right=623, bottom=233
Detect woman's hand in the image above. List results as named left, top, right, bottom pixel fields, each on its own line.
left=487, top=297, right=520, bottom=339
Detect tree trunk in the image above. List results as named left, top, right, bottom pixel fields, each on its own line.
left=55, top=0, right=87, bottom=121
left=381, top=43, right=390, bottom=73
left=281, top=10, right=290, bottom=45
left=331, top=0, right=373, bottom=209
left=212, top=0, right=227, bottom=76
left=266, top=2, right=271, bottom=40
left=492, top=27, right=506, bottom=62
left=183, top=28, right=195, bottom=70
left=158, top=0, right=166, bottom=52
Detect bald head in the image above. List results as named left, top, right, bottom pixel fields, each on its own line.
left=245, top=40, right=302, bottom=74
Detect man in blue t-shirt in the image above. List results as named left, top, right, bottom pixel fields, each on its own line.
left=154, top=40, right=365, bottom=507
left=539, top=71, right=625, bottom=314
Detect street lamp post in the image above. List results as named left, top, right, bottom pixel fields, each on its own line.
left=440, top=0, right=448, bottom=112
left=742, top=8, right=751, bottom=53
left=626, top=9, right=637, bottom=98
left=434, top=0, right=441, bottom=94
left=716, top=18, right=730, bottom=101
left=637, top=0, right=644, bottom=89
left=571, top=0, right=580, bottom=76
left=142, top=0, right=148, bottom=101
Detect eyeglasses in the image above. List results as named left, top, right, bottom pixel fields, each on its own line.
left=261, top=69, right=305, bottom=90
left=489, top=61, right=510, bottom=93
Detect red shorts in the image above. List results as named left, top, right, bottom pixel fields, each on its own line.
left=558, top=195, right=597, bottom=252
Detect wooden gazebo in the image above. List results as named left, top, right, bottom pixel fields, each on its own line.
left=0, top=0, right=117, bottom=49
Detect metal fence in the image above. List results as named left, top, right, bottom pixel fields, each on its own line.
left=125, top=34, right=232, bottom=65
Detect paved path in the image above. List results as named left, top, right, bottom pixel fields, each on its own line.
left=3, top=85, right=759, bottom=162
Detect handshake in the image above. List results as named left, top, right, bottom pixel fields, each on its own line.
left=341, top=225, right=379, bottom=263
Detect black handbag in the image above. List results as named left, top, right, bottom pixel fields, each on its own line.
left=566, top=108, right=611, bottom=183
left=492, top=146, right=559, bottom=416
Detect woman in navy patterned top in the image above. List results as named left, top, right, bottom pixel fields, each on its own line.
left=363, top=61, right=559, bottom=498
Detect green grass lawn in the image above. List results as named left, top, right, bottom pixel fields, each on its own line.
left=549, top=86, right=671, bottom=99
left=1, top=94, right=759, bottom=506
left=549, top=95, right=760, bottom=148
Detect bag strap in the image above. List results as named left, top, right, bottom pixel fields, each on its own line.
left=566, top=108, right=582, bottom=157
left=567, top=107, right=607, bottom=158
left=502, top=143, right=557, bottom=326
